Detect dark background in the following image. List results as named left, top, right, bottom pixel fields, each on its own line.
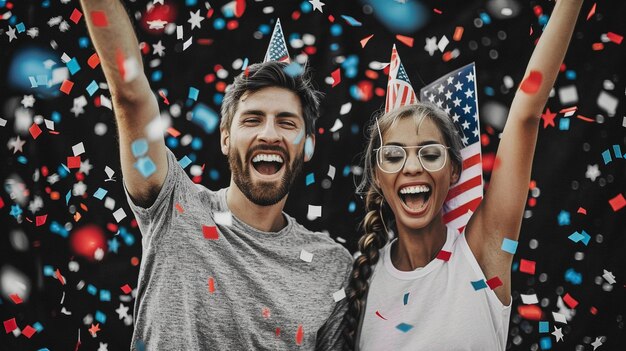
left=1, top=0, right=625, bottom=350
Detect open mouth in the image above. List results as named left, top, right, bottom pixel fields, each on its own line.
left=398, top=184, right=432, bottom=212
left=251, top=153, right=285, bottom=176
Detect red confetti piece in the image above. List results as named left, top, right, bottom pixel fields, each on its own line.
left=90, top=11, right=108, bottom=27
left=453, top=26, right=464, bottom=41
left=395, top=35, right=414, bottom=47
left=234, top=0, right=246, bottom=18
left=541, top=108, right=557, bottom=128
left=87, top=53, right=100, bottom=68
left=121, top=284, right=132, bottom=294
left=70, top=8, right=82, bottom=24
left=9, top=294, right=22, bottom=304
left=519, top=259, right=536, bottom=275
left=375, top=310, right=387, bottom=320
left=275, top=327, right=281, bottom=337
left=60, top=79, right=74, bottom=94
left=88, top=323, right=100, bottom=336
left=295, top=324, right=304, bottom=346
left=202, top=225, right=219, bottom=240
left=433, top=8, right=442, bottom=14
left=486, top=276, right=503, bottom=289
left=159, top=90, right=170, bottom=105
left=442, top=51, right=454, bottom=62
left=590, top=306, right=598, bottom=315
left=576, top=114, right=595, bottom=122
left=520, top=70, right=542, bottom=94
left=208, top=277, right=215, bottom=293
left=0, top=197, right=4, bottom=209
left=116, top=49, right=126, bottom=80
left=577, top=207, right=587, bottom=215
left=67, top=156, right=81, bottom=169
left=592, top=43, right=604, bottom=51
left=175, top=203, right=184, bottom=213
left=518, top=305, right=543, bottom=320
left=29, top=123, right=42, bottom=139
left=608, top=194, right=626, bottom=211
left=327, top=15, right=334, bottom=22
left=262, top=307, right=271, bottom=319
left=166, top=127, right=181, bottom=137
left=607, top=32, right=623, bottom=45
left=436, top=250, right=451, bottom=261
left=563, top=293, right=579, bottom=309
left=22, top=325, right=36, bottom=338
left=54, top=268, right=65, bottom=285
left=35, top=214, right=47, bottom=226
left=587, top=3, right=596, bottom=20
left=4, top=318, right=17, bottom=333
left=291, top=10, right=300, bottom=21
left=360, top=34, right=374, bottom=48
left=331, top=68, right=341, bottom=87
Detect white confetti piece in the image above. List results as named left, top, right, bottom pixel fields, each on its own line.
left=332, top=288, right=346, bottom=302
left=214, top=211, right=233, bottom=226
left=176, top=25, right=183, bottom=39
left=44, top=119, right=54, bottom=130
left=299, top=249, right=313, bottom=263
left=602, top=269, right=616, bottom=284
left=0, top=117, right=7, bottom=127
left=72, top=142, right=85, bottom=156
left=327, top=165, right=336, bottom=180
left=437, top=35, right=449, bottom=52
left=520, top=294, right=539, bottom=304
left=329, top=119, right=343, bottom=132
left=552, top=312, right=568, bottom=324
left=104, top=166, right=115, bottom=181
left=340, top=102, right=352, bottom=115
left=307, top=205, right=322, bottom=220
left=183, top=37, right=193, bottom=51
left=558, top=85, right=578, bottom=105
left=597, top=90, right=618, bottom=116
left=104, top=197, right=115, bottom=210
left=113, top=208, right=127, bottom=223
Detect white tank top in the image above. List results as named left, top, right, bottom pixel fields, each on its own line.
left=358, top=226, right=511, bottom=351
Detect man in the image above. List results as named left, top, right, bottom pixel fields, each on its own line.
left=79, top=1, right=352, bottom=349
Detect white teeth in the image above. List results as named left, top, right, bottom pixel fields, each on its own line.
left=252, top=154, right=284, bottom=163
left=399, top=185, right=431, bottom=194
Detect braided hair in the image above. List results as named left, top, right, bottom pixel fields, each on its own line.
left=342, top=103, right=464, bottom=350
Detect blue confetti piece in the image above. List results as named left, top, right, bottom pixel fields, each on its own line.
left=185, top=0, right=197, bottom=6
left=501, top=238, right=518, bottom=254
left=283, top=62, right=304, bottom=77
left=43, top=265, right=55, bottom=277
left=17, top=155, right=27, bottom=164
left=484, top=86, right=495, bottom=96
left=9, top=204, right=22, bottom=218
left=395, top=323, right=413, bottom=333
left=95, top=310, right=107, bottom=323
left=209, top=169, right=220, bottom=181
left=305, top=137, right=314, bottom=159
left=342, top=165, right=351, bottom=177
left=78, top=37, right=90, bottom=48
left=565, top=70, right=577, bottom=80
left=108, top=238, right=120, bottom=253
left=403, top=292, right=409, bottom=305
left=306, top=173, right=315, bottom=186
left=100, top=289, right=111, bottom=301
left=601, top=149, right=612, bottom=164
left=192, top=103, right=219, bottom=134
left=65, top=190, right=71, bottom=205
left=564, top=268, right=583, bottom=285
left=341, top=15, right=362, bottom=26
left=242, top=57, right=249, bottom=71
left=51, top=111, right=61, bottom=123
left=300, top=1, right=312, bottom=12
left=348, top=201, right=356, bottom=213
left=191, top=137, right=203, bottom=150
left=135, top=156, right=157, bottom=178
left=568, top=231, right=584, bottom=243
left=50, top=221, right=69, bottom=238
left=38, top=349, right=51, bottom=351
left=580, top=230, right=591, bottom=245
left=86, top=80, right=99, bottom=96
left=330, top=23, right=343, bottom=36
left=293, top=129, right=305, bottom=145
left=613, top=145, right=622, bottom=159
left=178, top=155, right=192, bottom=169
left=16, top=22, right=25, bottom=33
left=558, top=117, right=569, bottom=130
left=539, top=321, right=549, bottom=333
left=151, top=70, right=162, bottom=82
left=87, top=284, right=97, bottom=295
left=32, top=322, right=44, bottom=333
left=557, top=210, right=571, bottom=226
left=66, top=58, right=81, bottom=75
left=188, top=87, right=199, bottom=101
left=539, top=336, right=552, bottom=350
left=213, top=18, right=225, bottom=30
left=93, top=187, right=108, bottom=200
left=131, top=138, right=148, bottom=157
left=479, top=12, right=492, bottom=25
left=471, top=279, right=488, bottom=290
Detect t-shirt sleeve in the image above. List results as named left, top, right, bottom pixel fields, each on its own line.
left=123, top=148, right=196, bottom=246
left=315, top=252, right=353, bottom=351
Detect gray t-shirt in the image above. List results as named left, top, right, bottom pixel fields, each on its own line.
left=124, top=149, right=353, bottom=350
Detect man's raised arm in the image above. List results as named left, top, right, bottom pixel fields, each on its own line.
left=80, top=0, right=168, bottom=207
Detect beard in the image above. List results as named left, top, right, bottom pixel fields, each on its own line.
left=228, top=144, right=304, bottom=206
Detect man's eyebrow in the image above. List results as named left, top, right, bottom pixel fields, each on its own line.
left=239, top=109, right=266, bottom=116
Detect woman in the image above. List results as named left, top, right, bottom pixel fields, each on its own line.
left=343, top=1, right=584, bottom=350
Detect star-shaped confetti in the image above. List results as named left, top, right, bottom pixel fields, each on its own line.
left=541, top=108, right=557, bottom=128
left=591, top=336, right=603, bottom=350
left=552, top=326, right=564, bottom=342
left=8, top=136, right=26, bottom=154
left=115, top=303, right=129, bottom=320
left=147, top=20, right=167, bottom=30
left=88, top=323, right=100, bottom=337
left=6, top=25, right=17, bottom=42
left=585, top=164, right=600, bottom=182
left=424, top=36, right=437, bottom=56
left=188, top=10, right=204, bottom=30
left=309, top=0, right=325, bottom=12
left=153, top=40, right=165, bottom=56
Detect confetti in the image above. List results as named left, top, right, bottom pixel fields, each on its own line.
left=202, top=225, right=219, bottom=240
left=436, top=250, right=451, bottom=261
left=501, top=238, right=518, bottom=254
left=520, top=70, right=542, bottom=94
left=562, top=293, right=578, bottom=309
left=90, top=11, right=108, bottom=27
left=360, top=34, right=374, bottom=48
left=331, top=68, right=341, bottom=87
left=608, top=193, right=625, bottom=211
left=395, top=322, right=413, bottom=332
left=332, top=288, right=346, bottom=302
left=299, top=249, right=313, bottom=262
left=519, top=259, right=536, bottom=275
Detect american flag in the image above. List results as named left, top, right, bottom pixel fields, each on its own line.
left=420, top=63, right=483, bottom=233
left=263, top=18, right=291, bottom=63
left=385, top=44, right=418, bottom=113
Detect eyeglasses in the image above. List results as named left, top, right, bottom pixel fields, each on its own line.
left=375, top=144, right=449, bottom=173
left=374, top=117, right=448, bottom=173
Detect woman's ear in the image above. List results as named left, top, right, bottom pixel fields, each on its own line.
left=450, top=164, right=460, bottom=185
left=220, top=128, right=229, bottom=156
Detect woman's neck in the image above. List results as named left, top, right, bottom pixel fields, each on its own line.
left=391, top=215, right=448, bottom=271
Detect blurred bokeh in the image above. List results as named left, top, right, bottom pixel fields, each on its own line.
left=1, top=0, right=625, bottom=350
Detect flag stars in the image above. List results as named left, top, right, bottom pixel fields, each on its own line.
left=444, top=106, right=451, bottom=114
left=464, top=88, right=474, bottom=98
left=446, top=76, right=454, bottom=85
left=452, top=97, right=461, bottom=107
left=462, top=104, right=472, bottom=114
left=454, top=81, right=463, bottom=91
left=428, top=94, right=435, bottom=103
left=466, top=71, right=475, bottom=82
left=452, top=113, right=460, bottom=122
left=462, top=120, right=470, bottom=130
left=435, top=99, right=443, bottom=108
left=437, top=84, right=445, bottom=93
left=444, top=90, right=452, bottom=100
left=472, top=128, right=479, bottom=137
left=188, top=10, right=204, bottom=30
